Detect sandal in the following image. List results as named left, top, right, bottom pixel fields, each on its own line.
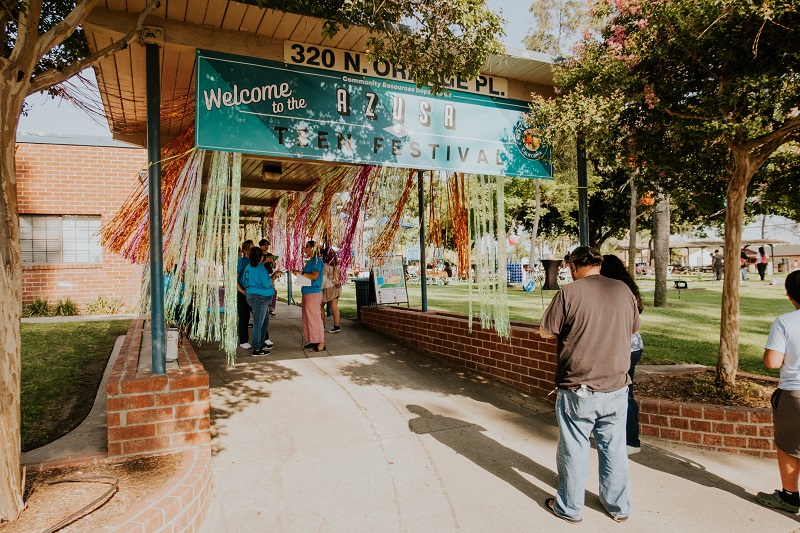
left=310, top=345, right=325, bottom=352
left=545, top=498, right=582, bottom=524
left=756, top=490, right=800, bottom=513
left=303, top=343, right=316, bottom=349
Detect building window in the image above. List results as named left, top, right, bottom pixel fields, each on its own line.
left=20, top=215, right=103, bottom=264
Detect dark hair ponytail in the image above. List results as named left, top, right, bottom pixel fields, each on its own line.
left=601, top=254, right=643, bottom=313
left=249, top=246, right=263, bottom=267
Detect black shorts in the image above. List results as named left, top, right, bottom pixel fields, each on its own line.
left=774, top=389, right=800, bottom=457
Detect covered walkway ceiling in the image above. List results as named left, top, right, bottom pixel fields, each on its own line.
left=83, top=0, right=555, bottom=214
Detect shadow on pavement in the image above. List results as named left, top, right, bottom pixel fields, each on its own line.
left=631, top=446, right=800, bottom=522
left=406, top=405, right=608, bottom=516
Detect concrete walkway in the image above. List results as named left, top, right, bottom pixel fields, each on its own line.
left=196, top=302, right=800, bottom=533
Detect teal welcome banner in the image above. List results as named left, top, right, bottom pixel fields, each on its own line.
left=195, top=50, right=552, bottom=179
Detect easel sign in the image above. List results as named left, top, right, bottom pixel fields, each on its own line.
left=373, top=255, right=409, bottom=305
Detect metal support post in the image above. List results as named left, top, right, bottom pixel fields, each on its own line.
left=146, top=43, right=165, bottom=375
left=577, top=135, right=589, bottom=247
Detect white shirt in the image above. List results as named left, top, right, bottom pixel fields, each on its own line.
left=766, top=309, right=800, bottom=390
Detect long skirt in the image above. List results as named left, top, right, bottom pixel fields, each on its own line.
left=302, top=291, right=324, bottom=344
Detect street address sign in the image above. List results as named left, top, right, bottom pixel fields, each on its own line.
left=195, top=50, right=552, bottom=179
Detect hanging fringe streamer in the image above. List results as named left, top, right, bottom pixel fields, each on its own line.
left=467, top=175, right=510, bottom=340
left=163, top=150, right=205, bottom=326
left=337, top=165, right=376, bottom=281
left=242, top=222, right=261, bottom=244
left=367, top=169, right=416, bottom=260
left=99, top=124, right=197, bottom=263
left=307, top=166, right=352, bottom=240
left=494, top=176, right=510, bottom=339
left=223, top=154, right=242, bottom=364
left=427, top=171, right=444, bottom=265
left=182, top=151, right=241, bottom=364
left=270, top=197, right=288, bottom=269
left=283, top=186, right=319, bottom=271
left=448, top=173, right=470, bottom=279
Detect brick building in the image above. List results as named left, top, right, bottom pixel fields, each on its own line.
left=16, top=134, right=145, bottom=308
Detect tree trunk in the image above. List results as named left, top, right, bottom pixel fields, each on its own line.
left=652, top=191, right=670, bottom=307
left=628, top=178, right=637, bottom=278
left=716, top=152, right=753, bottom=388
left=527, top=179, right=541, bottom=268
left=0, top=80, right=26, bottom=521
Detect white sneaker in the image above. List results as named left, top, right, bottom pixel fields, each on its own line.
left=239, top=342, right=252, bottom=349
left=263, top=339, right=274, bottom=349
left=627, top=446, right=641, bottom=455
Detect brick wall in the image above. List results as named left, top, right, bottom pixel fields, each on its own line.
left=640, top=398, right=776, bottom=458
left=107, top=319, right=211, bottom=459
left=361, top=306, right=558, bottom=398
left=15, top=140, right=146, bottom=308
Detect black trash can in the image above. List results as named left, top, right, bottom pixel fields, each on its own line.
left=354, top=277, right=376, bottom=320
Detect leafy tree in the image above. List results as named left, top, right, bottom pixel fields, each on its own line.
left=531, top=0, right=800, bottom=388
left=749, top=143, right=800, bottom=222
left=0, top=0, right=504, bottom=521
left=525, top=0, right=593, bottom=58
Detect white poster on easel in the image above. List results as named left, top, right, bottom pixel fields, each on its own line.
left=373, top=255, right=409, bottom=305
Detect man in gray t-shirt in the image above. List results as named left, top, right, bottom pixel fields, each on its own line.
left=539, top=247, right=640, bottom=524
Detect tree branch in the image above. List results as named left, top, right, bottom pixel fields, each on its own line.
left=9, top=0, right=43, bottom=65
left=27, top=0, right=160, bottom=96
left=661, top=105, right=720, bottom=122
left=743, top=115, right=800, bottom=154
left=32, top=0, right=99, bottom=64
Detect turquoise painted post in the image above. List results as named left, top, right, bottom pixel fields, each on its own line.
left=147, top=43, right=166, bottom=375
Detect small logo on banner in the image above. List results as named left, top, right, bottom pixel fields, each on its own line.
left=514, top=122, right=547, bottom=160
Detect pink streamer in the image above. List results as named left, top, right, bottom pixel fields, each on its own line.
left=337, top=165, right=374, bottom=282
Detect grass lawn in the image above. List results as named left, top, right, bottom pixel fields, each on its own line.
left=334, top=277, right=792, bottom=379
left=21, top=319, right=131, bottom=451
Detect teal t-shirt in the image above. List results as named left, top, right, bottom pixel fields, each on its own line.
left=301, top=256, right=324, bottom=294
left=241, top=263, right=275, bottom=297
left=237, top=256, right=249, bottom=282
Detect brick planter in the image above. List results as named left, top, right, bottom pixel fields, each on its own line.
left=361, top=306, right=778, bottom=458
left=106, top=319, right=211, bottom=459
left=100, top=446, right=212, bottom=533
left=639, top=397, right=776, bottom=458
left=361, top=306, right=558, bottom=399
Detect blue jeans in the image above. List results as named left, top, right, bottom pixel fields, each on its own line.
left=246, top=294, right=270, bottom=351
left=555, top=386, right=631, bottom=521
left=627, top=350, right=642, bottom=447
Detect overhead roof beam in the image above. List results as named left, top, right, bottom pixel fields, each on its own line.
left=240, top=197, right=276, bottom=208
left=240, top=180, right=309, bottom=191
left=84, top=7, right=284, bottom=62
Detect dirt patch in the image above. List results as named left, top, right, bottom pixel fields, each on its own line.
left=0, top=455, right=180, bottom=533
left=636, top=370, right=776, bottom=409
